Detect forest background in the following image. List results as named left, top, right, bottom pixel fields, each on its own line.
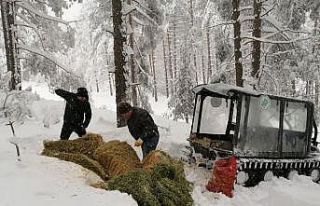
left=0, top=0, right=320, bottom=125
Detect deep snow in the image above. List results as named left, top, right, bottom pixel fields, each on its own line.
left=1, top=82, right=320, bottom=206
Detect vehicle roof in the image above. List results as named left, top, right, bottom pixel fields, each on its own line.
left=193, top=83, right=312, bottom=104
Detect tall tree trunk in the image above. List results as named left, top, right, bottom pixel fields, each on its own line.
left=291, top=80, right=296, bottom=97
left=185, top=114, right=189, bottom=124
left=105, top=43, right=113, bottom=96
left=190, top=0, right=198, bottom=85
left=167, top=30, right=174, bottom=95
left=108, top=72, right=113, bottom=96
left=232, top=0, right=243, bottom=87
left=316, top=75, right=319, bottom=112
left=189, top=0, right=194, bottom=26
left=151, top=49, right=158, bottom=102
left=201, top=52, right=206, bottom=84
left=112, top=0, right=127, bottom=127
left=251, top=0, right=262, bottom=88
left=206, top=15, right=212, bottom=83
left=172, top=19, right=177, bottom=81
left=163, top=39, right=169, bottom=98
left=149, top=54, right=154, bottom=97
left=13, top=1, right=20, bottom=90
left=1, top=1, right=20, bottom=90
left=314, top=17, right=319, bottom=113
left=94, top=69, right=99, bottom=93
left=194, top=48, right=198, bottom=85
left=128, top=0, right=138, bottom=107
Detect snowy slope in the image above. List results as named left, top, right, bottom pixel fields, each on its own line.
left=1, top=82, right=320, bottom=206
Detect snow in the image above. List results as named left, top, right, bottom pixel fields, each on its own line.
left=1, top=82, right=320, bottom=206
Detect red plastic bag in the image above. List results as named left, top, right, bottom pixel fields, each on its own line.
left=206, top=155, right=237, bottom=197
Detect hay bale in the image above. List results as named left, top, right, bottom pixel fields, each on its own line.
left=42, top=137, right=193, bottom=206
left=43, top=150, right=108, bottom=181
left=151, top=164, right=193, bottom=206
left=108, top=160, right=193, bottom=206
left=151, top=164, right=177, bottom=180
left=94, top=140, right=141, bottom=177
left=42, top=133, right=103, bottom=159
left=153, top=177, right=193, bottom=206
left=108, top=169, right=161, bottom=206
left=42, top=137, right=141, bottom=179
left=142, top=150, right=175, bottom=170
left=142, top=150, right=185, bottom=178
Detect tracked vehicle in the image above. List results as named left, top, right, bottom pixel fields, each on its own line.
left=188, top=83, right=320, bottom=186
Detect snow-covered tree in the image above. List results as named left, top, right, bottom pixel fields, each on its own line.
left=169, top=37, right=194, bottom=123
left=0, top=0, right=81, bottom=91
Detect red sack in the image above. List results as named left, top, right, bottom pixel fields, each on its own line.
left=206, top=155, right=237, bottom=197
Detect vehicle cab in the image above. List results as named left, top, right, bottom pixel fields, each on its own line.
left=189, top=83, right=317, bottom=160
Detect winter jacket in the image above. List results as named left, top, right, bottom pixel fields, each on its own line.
left=55, top=89, right=92, bottom=128
left=127, top=107, right=159, bottom=143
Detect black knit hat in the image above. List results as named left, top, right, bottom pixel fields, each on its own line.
left=117, top=102, right=132, bottom=114
left=77, top=87, right=89, bottom=99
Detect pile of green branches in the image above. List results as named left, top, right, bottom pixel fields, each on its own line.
left=108, top=163, right=193, bottom=206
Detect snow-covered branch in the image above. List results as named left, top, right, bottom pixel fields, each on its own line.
left=123, top=2, right=136, bottom=15
left=263, top=16, right=291, bottom=41
left=258, top=67, right=280, bottom=95
left=207, top=21, right=234, bottom=29
left=132, top=16, right=148, bottom=26
left=239, top=6, right=253, bottom=12
left=261, top=2, right=276, bottom=17
left=266, top=50, right=294, bottom=56
left=17, top=44, right=79, bottom=78
left=105, top=27, right=114, bottom=36
left=135, top=5, right=159, bottom=26
left=242, top=36, right=309, bottom=44
left=16, top=1, right=68, bottom=25
left=134, top=58, right=150, bottom=76
left=15, top=22, right=45, bottom=50
left=132, top=0, right=161, bottom=18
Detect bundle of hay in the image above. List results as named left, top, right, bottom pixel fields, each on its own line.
left=151, top=164, right=193, bottom=206
left=42, top=133, right=103, bottom=159
left=142, top=150, right=185, bottom=180
left=108, top=163, right=193, bottom=206
left=142, top=150, right=177, bottom=169
left=43, top=151, right=108, bottom=181
left=94, top=140, right=141, bottom=177
left=144, top=153, right=193, bottom=206
left=42, top=134, right=193, bottom=206
left=108, top=169, right=160, bottom=206
left=42, top=136, right=141, bottom=179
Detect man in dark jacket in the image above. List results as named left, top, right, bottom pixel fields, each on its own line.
left=55, top=87, right=92, bottom=140
left=117, top=102, right=159, bottom=158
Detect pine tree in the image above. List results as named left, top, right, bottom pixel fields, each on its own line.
left=169, top=39, right=194, bottom=123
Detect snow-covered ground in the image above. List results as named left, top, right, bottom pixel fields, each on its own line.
left=1, top=82, right=320, bottom=206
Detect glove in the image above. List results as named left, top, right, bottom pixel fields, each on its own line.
left=134, top=138, right=143, bottom=147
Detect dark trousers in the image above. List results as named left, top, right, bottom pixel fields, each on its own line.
left=142, top=135, right=159, bottom=158
left=60, top=122, right=86, bottom=140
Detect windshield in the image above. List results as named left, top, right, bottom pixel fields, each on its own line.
left=238, top=96, right=280, bottom=154
left=282, top=101, right=308, bottom=153
left=237, top=95, right=309, bottom=156
left=192, top=95, right=235, bottom=134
